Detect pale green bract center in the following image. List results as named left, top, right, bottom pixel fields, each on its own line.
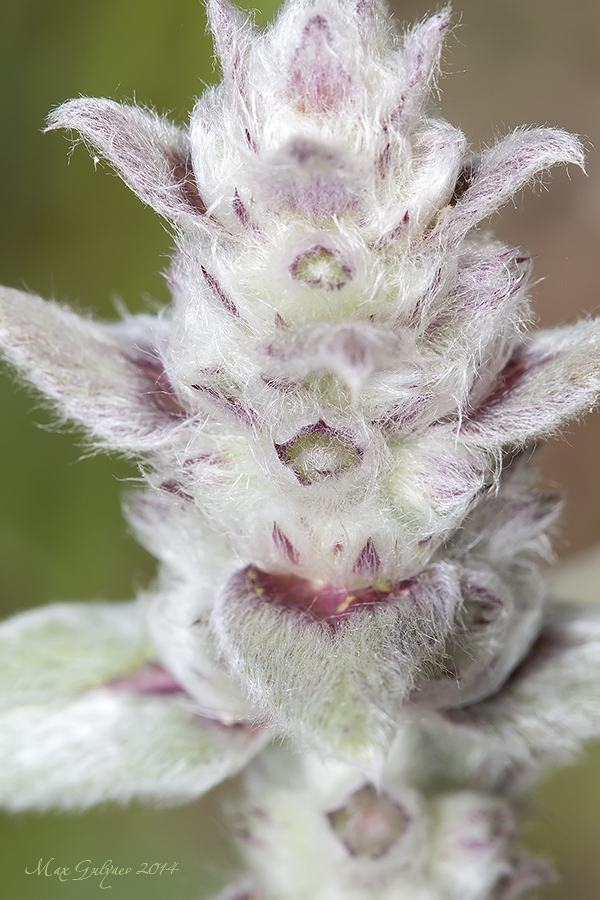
left=285, top=430, right=359, bottom=482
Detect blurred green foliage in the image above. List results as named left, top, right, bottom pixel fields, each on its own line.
left=1, top=1, right=599, bottom=897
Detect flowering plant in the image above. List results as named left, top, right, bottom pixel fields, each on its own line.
left=2, top=1, right=600, bottom=897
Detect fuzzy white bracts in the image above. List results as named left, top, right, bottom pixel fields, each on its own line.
left=226, top=745, right=553, bottom=900
left=1, top=1, right=600, bottom=897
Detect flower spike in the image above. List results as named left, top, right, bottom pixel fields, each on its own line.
left=1, top=0, right=599, bottom=895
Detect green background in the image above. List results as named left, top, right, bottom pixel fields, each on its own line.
left=1, top=0, right=600, bottom=896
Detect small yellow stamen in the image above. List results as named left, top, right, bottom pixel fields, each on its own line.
left=336, top=594, right=355, bottom=614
